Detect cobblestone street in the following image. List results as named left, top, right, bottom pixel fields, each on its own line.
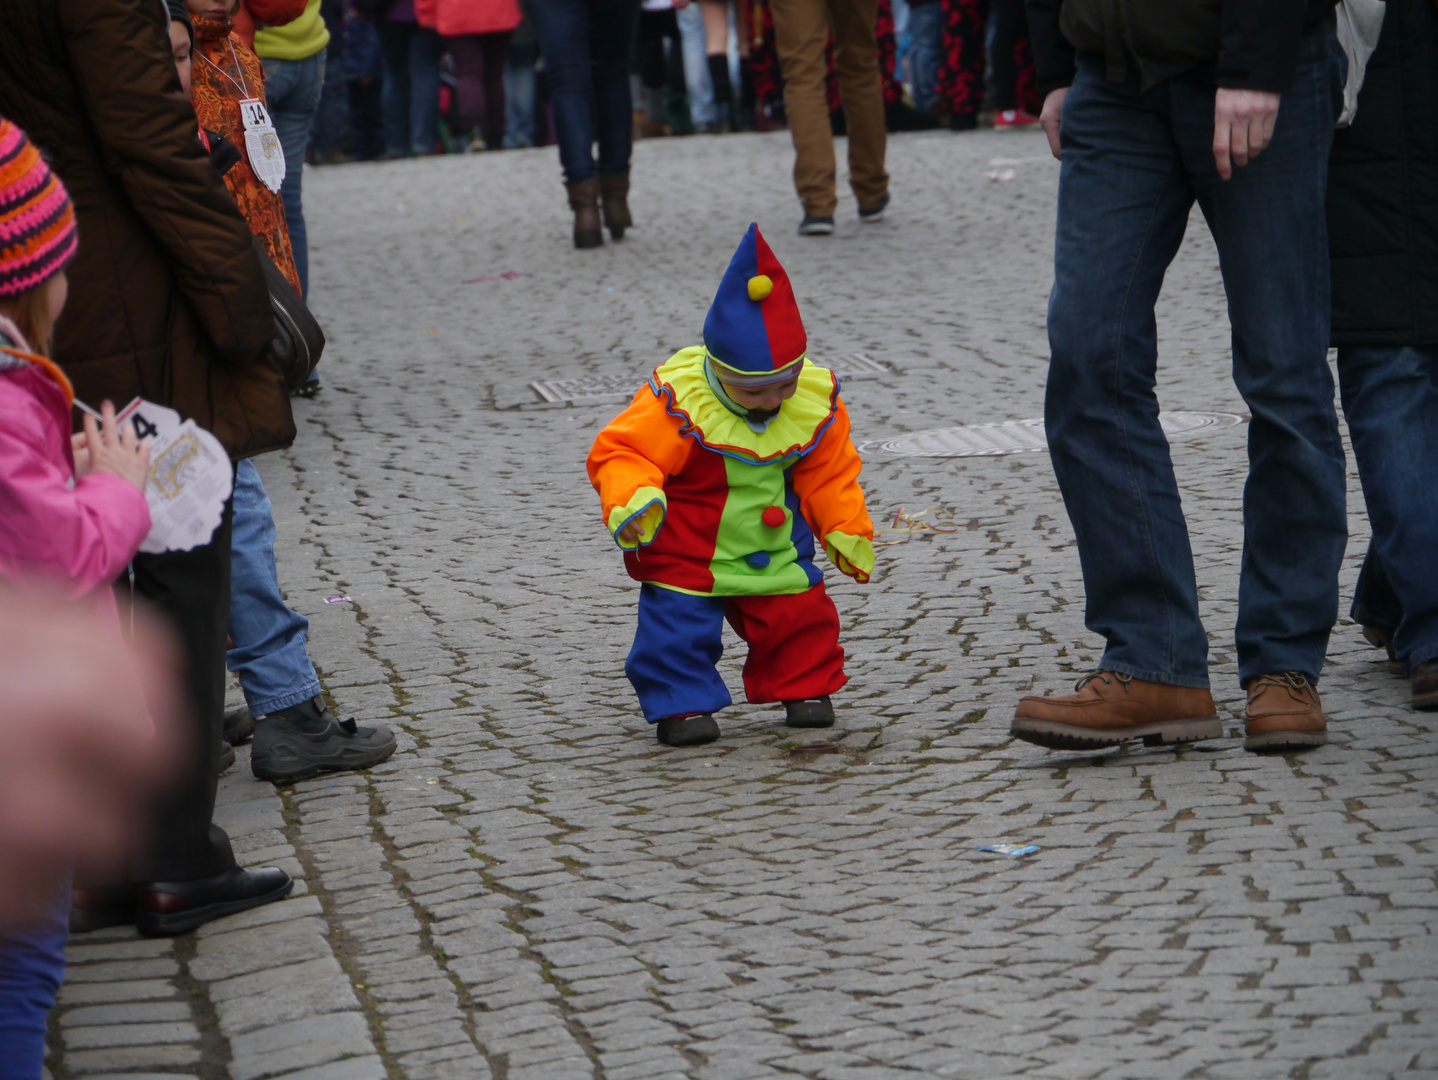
left=50, top=127, right=1438, bottom=1079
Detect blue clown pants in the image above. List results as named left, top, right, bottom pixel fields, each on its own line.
left=625, top=583, right=847, bottom=722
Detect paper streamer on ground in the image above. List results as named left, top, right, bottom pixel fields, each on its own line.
left=115, top=398, right=233, bottom=555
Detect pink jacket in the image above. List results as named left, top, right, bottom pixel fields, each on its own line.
left=0, top=358, right=151, bottom=605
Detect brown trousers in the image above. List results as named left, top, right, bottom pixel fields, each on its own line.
left=771, top=0, right=889, bottom=217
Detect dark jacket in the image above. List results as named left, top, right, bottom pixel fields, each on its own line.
left=1328, top=0, right=1438, bottom=347
left=0, top=0, right=295, bottom=459
left=1026, top=0, right=1338, bottom=97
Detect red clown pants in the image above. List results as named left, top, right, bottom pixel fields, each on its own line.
left=625, top=582, right=848, bottom=721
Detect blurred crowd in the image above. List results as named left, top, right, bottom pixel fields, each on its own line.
left=301, top=0, right=1042, bottom=165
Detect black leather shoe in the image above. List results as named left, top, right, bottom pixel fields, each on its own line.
left=251, top=695, right=397, bottom=783
left=1414, top=659, right=1438, bottom=712
left=70, top=885, right=137, bottom=933
left=135, top=866, right=293, bottom=937
left=784, top=696, right=835, bottom=728
left=223, top=705, right=256, bottom=745
left=655, top=713, right=720, bottom=747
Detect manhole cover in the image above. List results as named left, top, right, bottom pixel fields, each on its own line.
left=859, top=411, right=1245, bottom=458
left=530, top=353, right=893, bottom=405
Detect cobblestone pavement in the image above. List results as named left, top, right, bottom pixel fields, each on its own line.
left=51, top=127, right=1438, bottom=1080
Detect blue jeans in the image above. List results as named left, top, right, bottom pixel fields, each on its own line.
left=503, top=40, right=538, bottom=147
left=677, top=3, right=715, bottom=126
left=0, top=878, right=68, bottom=1080
left=1340, top=346, right=1438, bottom=673
left=906, top=0, right=942, bottom=112
left=377, top=19, right=443, bottom=157
left=1045, top=26, right=1348, bottom=690
left=527, top=0, right=640, bottom=185
left=228, top=460, right=322, bottom=716
left=262, top=51, right=326, bottom=297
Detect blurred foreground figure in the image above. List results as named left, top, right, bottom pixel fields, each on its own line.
left=0, top=590, right=185, bottom=1076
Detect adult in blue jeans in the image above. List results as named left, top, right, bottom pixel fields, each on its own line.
left=229, top=460, right=397, bottom=781
left=1012, top=1, right=1349, bottom=754
left=528, top=0, right=641, bottom=248
left=376, top=0, right=444, bottom=157
left=1327, top=0, right=1438, bottom=712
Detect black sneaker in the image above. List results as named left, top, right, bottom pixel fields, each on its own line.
left=798, top=215, right=835, bottom=236
left=784, top=696, right=835, bottom=728
left=250, top=695, right=397, bottom=783
left=655, top=713, right=721, bottom=746
left=216, top=740, right=235, bottom=775
left=223, top=705, right=255, bottom=746
left=858, top=191, right=890, bottom=223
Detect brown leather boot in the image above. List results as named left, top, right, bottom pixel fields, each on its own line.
left=567, top=179, right=602, bottom=249
left=1011, top=672, right=1220, bottom=750
left=598, top=171, right=632, bottom=240
left=1244, top=672, right=1327, bottom=751
left=1412, top=659, right=1438, bottom=711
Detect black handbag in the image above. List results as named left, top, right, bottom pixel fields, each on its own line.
left=254, top=239, right=324, bottom=391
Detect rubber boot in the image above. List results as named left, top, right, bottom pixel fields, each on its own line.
left=568, top=178, right=603, bottom=249
left=599, top=172, right=632, bottom=241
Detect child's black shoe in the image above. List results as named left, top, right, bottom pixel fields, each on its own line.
left=784, top=697, right=835, bottom=728
left=656, top=713, right=720, bottom=746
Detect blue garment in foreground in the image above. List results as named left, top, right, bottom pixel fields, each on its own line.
left=228, top=459, right=322, bottom=715
left=1340, top=346, right=1438, bottom=673
left=1043, top=24, right=1348, bottom=689
left=0, top=877, right=69, bottom=1080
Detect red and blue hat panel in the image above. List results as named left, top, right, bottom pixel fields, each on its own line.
left=702, top=223, right=807, bottom=378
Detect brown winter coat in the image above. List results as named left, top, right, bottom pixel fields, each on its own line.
left=0, top=0, right=295, bottom=459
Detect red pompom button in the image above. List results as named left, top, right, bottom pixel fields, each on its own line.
left=761, top=506, right=786, bottom=528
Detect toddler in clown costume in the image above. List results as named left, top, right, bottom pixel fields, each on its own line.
left=588, top=223, right=874, bottom=746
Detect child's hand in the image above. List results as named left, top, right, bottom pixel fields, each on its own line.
left=83, top=401, right=151, bottom=492
left=71, top=431, right=91, bottom=476
left=618, top=521, right=642, bottom=546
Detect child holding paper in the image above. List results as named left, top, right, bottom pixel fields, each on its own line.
left=0, top=118, right=153, bottom=1080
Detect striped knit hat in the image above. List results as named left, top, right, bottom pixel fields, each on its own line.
left=0, top=119, right=78, bottom=298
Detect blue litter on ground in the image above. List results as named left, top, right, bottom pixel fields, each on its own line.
left=977, top=843, right=1040, bottom=857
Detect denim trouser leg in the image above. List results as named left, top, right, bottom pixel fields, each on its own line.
left=409, top=26, right=443, bottom=154
left=378, top=20, right=414, bottom=156
left=906, top=1, right=942, bottom=112
left=0, top=876, right=67, bottom=1080
left=1339, top=346, right=1438, bottom=672
left=1046, top=25, right=1347, bottom=690
left=228, top=460, right=322, bottom=716
left=677, top=3, right=716, bottom=126
left=529, top=0, right=638, bottom=184
left=503, top=41, right=538, bottom=146
left=262, top=52, right=326, bottom=297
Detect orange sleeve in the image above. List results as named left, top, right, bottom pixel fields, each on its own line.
left=586, top=388, right=692, bottom=550
left=791, top=398, right=874, bottom=582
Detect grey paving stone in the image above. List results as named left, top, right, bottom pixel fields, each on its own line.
left=228, top=1011, right=378, bottom=1080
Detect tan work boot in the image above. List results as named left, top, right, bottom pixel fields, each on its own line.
left=1244, top=672, right=1327, bottom=751
left=1011, top=671, right=1221, bottom=750
left=566, top=178, right=602, bottom=249
left=598, top=171, right=632, bottom=241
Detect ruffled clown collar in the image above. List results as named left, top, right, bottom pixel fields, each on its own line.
left=648, top=346, right=839, bottom=466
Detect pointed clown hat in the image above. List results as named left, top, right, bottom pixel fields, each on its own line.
left=702, top=223, right=807, bottom=388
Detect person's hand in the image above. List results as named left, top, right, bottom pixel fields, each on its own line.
left=1040, top=87, right=1067, bottom=161
left=0, top=588, right=184, bottom=928
left=618, top=521, right=642, bottom=546
left=82, top=400, right=151, bottom=491
left=71, top=430, right=91, bottom=476
left=1213, top=89, right=1281, bottom=180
